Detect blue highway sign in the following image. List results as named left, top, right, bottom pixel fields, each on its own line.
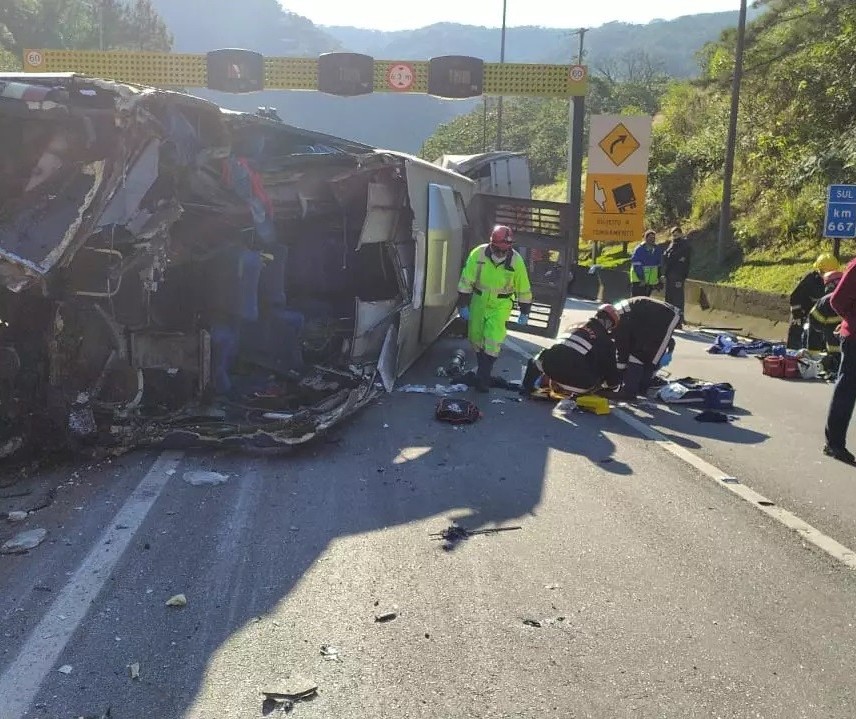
left=825, top=184, right=856, bottom=239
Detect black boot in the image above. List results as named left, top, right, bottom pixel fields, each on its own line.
left=640, top=363, right=658, bottom=395
left=620, top=362, right=645, bottom=399
left=520, top=357, right=541, bottom=396
left=476, top=352, right=495, bottom=393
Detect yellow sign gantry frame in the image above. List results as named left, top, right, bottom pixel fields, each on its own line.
left=20, top=49, right=588, bottom=98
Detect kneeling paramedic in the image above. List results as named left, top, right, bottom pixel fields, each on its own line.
left=457, top=225, right=533, bottom=392
left=520, top=304, right=622, bottom=397
left=810, top=270, right=844, bottom=375
left=613, top=296, right=681, bottom=397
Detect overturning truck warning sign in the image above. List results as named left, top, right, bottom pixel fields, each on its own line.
left=583, top=115, right=653, bottom=245
left=584, top=174, right=649, bottom=243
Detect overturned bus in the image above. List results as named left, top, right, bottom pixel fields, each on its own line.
left=0, top=74, right=574, bottom=456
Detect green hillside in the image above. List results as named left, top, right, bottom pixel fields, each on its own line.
left=424, top=0, right=856, bottom=293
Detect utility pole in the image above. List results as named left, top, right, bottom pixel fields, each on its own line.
left=566, top=33, right=587, bottom=264
left=574, top=27, right=589, bottom=64
left=495, top=0, right=508, bottom=149
left=717, top=0, right=748, bottom=267
left=95, top=0, right=105, bottom=50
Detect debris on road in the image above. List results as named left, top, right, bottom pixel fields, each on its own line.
left=435, top=398, right=482, bottom=424
left=523, top=616, right=566, bottom=628
left=430, top=523, right=522, bottom=550
left=165, top=594, right=187, bottom=608
left=544, top=584, right=562, bottom=590
left=374, top=612, right=398, bottom=623
left=183, top=470, right=229, bottom=487
left=128, top=662, right=141, bottom=680
left=320, top=645, right=341, bottom=661
left=708, top=333, right=779, bottom=357
left=398, top=383, right=469, bottom=396
left=1, top=527, right=47, bottom=554
left=695, top=410, right=735, bottom=423
left=262, top=678, right=318, bottom=715
left=555, top=399, right=577, bottom=413
left=6, top=510, right=27, bottom=522
left=57, top=664, right=73, bottom=674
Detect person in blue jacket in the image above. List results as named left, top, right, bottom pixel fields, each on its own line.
left=629, top=230, right=663, bottom=297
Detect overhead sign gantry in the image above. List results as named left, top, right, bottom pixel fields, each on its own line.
left=21, top=48, right=588, bottom=99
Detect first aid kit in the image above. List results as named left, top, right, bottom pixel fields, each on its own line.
left=762, top=355, right=800, bottom=379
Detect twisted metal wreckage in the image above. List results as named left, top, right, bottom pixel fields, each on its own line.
left=0, top=72, right=489, bottom=457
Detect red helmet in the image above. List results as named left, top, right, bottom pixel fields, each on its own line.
left=596, top=303, right=620, bottom=329
left=489, top=225, right=514, bottom=251
left=824, top=270, right=843, bottom=287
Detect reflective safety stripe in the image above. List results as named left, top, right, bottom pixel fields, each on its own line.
left=563, top=334, right=592, bottom=351
left=564, top=336, right=592, bottom=355
left=473, top=255, right=517, bottom=296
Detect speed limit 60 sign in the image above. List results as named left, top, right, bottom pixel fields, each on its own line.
left=824, top=184, right=856, bottom=239
left=387, top=63, right=414, bottom=92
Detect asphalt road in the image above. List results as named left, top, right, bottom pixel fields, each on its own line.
left=1, top=300, right=856, bottom=719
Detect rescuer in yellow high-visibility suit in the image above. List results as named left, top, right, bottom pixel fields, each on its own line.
left=457, top=225, right=533, bottom=392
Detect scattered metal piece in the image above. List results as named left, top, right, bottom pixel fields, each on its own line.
left=522, top=619, right=542, bottom=628
left=262, top=696, right=293, bottom=715
left=374, top=612, right=398, bottom=623
left=183, top=470, right=229, bottom=486
left=165, top=593, right=187, bottom=608
left=1, top=528, right=47, bottom=554
left=430, top=524, right=522, bottom=550
left=262, top=679, right=318, bottom=715
left=320, top=645, right=341, bottom=661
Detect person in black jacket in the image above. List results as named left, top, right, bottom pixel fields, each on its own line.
left=809, top=271, right=844, bottom=374
left=612, top=297, right=681, bottom=398
left=662, top=226, right=691, bottom=327
left=788, top=254, right=839, bottom=349
left=520, top=304, right=622, bottom=396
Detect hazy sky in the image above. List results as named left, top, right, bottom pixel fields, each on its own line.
left=279, top=0, right=742, bottom=31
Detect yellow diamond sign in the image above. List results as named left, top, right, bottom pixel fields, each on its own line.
left=598, top=123, right=641, bottom=167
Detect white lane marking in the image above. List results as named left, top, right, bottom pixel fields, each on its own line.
left=504, top=336, right=856, bottom=570
left=0, top=450, right=184, bottom=719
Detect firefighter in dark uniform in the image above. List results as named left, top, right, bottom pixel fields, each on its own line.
left=520, top=304, right=622, bottom=397
left=810, top=271, right=844, bottom=375
left=612, top=296, right=682, bottom=398
left=788, top=253, right=839, bottom=349
left=662, top=226, right=691, bottom=327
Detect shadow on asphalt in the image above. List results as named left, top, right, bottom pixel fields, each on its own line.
left=31, top=312, right=770, bottom=716
left=30, top=331, right=647, bottom=718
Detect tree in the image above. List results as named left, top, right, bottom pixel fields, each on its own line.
left=0, top=0, right=172, bottom=57
left=120, top=0, right=171, bottom=51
